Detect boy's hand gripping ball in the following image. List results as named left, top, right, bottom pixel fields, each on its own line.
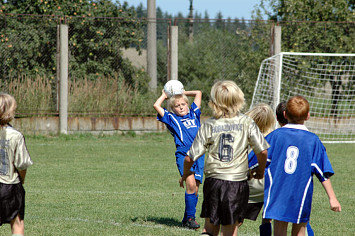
left=164, top=80, right=184, bottom=98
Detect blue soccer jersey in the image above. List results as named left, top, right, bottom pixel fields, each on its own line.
left=262, top=124, right=334, bottom=224
left=157, top=102, right=202, bottom=154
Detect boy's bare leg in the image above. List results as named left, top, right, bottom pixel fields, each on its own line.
left=291, top=222, right=307, bottom=236
left=203, top=218, right=220, bottom=236
left=220, top=221, right=240, bottom=236
left=274, top=220, right=288, bottom=236
left=185, top=174, right=197, bottom=194
left=10, top=214, right=24, bottom=235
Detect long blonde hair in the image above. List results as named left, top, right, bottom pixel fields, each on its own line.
left=246, top=103, right=276, bottom=136
left=208, top=80, right=245, bottom=119
left=0, top=93, right=17, bottom=126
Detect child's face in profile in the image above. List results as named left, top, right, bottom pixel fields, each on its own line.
left=173, top=97, right=188, bottom=116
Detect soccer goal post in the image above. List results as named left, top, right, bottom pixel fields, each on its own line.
left=251, top=52, right=355, bottom=143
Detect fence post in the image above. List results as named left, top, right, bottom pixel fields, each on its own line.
left=273, top=26, right=282, bottom=110
left=170, top=26, right=178, bottom=80
left=59, top=24, right=68, bottom=134
left=147, top=0, right=157, bottom=89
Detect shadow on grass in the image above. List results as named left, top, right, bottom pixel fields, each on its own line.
left=131, top=216, right=182, bottom=227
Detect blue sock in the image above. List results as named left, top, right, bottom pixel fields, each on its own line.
left=183, top=192, right=196, bottom=222
left=259, top=222, right=272, bottom=236
left=307, top=222, right=314, bottom=236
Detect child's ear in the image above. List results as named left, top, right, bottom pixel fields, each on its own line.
left=305, top=112, right=310, bottom=121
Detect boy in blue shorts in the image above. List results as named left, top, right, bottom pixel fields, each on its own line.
left=263, top=96, right=341, bottom=236
left=154, top=88, right=204, bottom=229
left=179, top=80, right=269, bottom=236
left=248, top=101, right=315, bottom=236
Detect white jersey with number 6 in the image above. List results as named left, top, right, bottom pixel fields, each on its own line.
left=187, top=113, right=269, bottom=182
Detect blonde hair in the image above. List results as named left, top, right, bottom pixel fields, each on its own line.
left=168, top=94, right=189, bottom=112
left=0, top=93, right=17, bottom=126
left=209, top=80, right=245, bottom=119
left=286, top=95, right=309, bottom=124
left=246, top=103, right=276, bottom=136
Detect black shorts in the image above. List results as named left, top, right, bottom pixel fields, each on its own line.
left=200, top=178, right=249, bottom=226
left=244, top=202, right=264, bottom=221
left=0, top=182, right=25, bottom=226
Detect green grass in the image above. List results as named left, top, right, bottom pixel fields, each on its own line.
left=0, top=133, right=353, bottom=235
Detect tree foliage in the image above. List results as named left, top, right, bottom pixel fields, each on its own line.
left=257, top=0, right=355, bottom=116
left=259, top=0, right=355, bottom=53
left=0, top=0, right=148, bottom=91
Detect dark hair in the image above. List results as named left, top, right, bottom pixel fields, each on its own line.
left=276, top=101, right=288, bottom=125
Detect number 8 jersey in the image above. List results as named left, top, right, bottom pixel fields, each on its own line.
left=187, top=114, right=269, bottom=182
left=262, top=124, right=334, bottom=224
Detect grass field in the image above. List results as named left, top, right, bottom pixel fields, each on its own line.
left=0, top=132, right=354, bottom=235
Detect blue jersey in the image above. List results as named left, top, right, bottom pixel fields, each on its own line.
left=157, top=102, right=202, bottom=156
left=262, top=125, right=334, bottom=224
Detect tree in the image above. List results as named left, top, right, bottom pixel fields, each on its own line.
left=257, top=0, right=355, bottom=117
left=0, top=0, right=146, bottom=90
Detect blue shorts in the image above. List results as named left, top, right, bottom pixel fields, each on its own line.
left=176, top=151, right=204, bottom=184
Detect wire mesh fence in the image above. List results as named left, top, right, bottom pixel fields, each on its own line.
left=0, top=13, right=354, bottom=117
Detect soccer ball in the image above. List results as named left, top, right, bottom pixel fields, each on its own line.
left=163, top=80, right=184, bottom=98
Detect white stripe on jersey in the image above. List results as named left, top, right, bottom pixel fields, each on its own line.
left=297, top=176, right=312, bottom=223
left=168, top=113, right=184, bottom=142
left=263, top=168, right=273, bottom=219
left=311, top=163, right=328, bottom=180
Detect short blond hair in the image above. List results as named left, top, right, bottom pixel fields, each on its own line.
left=246, top=103, right=276, bottom=136
left=0, top=93, right=17, bottom=126
left=168, top=94, right=189, bottom=112
left=209, top=80, right=245, bottom=119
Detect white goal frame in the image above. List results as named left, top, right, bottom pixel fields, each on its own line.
left=251, top=52, right=355, bottom=143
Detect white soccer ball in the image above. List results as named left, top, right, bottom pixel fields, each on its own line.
left=163, top=80, right=184, bottom=98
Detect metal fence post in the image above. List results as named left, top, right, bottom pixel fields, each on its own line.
left=59, top=24, right=68, bottom=134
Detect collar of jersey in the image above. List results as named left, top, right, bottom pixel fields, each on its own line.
left=283, top=123, right=309, bottom=131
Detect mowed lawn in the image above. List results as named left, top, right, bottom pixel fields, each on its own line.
left=0, top=132, right=353, bottom=235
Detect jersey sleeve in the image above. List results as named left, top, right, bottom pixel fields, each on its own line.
left=248, top=121, right=270, bottom=154
left=157, top=108, right=170, bottom=124
left=190, top=102, right=201, bottom=119
left=187, top=122, right=209, bottom=161
left=311, top=139, right=334, bottom=182
left=14, top=134, right=33, bottom=171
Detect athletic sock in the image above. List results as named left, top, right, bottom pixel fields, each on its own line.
left=306, top=222, right=314, bottom=236
left=184, top=192, right=197, bottom=220
left=259, top=222, right=272, bottom=236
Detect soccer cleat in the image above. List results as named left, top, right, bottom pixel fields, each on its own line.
left=182, top=217, right=200, bottom=230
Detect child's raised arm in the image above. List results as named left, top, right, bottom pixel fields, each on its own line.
left=153, top=90, right=168, bottom=117
left=184, top=90, right=202, bottom=108
left=321, top=179, right=342, bottom=212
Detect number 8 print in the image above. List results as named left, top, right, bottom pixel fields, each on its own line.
left=284, top=146, right=299, bottom=174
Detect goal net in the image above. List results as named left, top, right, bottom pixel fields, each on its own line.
left=251, top=52, right=355, bottom=143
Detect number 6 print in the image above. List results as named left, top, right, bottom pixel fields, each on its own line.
left=284, top=146, right=299, bottom=174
